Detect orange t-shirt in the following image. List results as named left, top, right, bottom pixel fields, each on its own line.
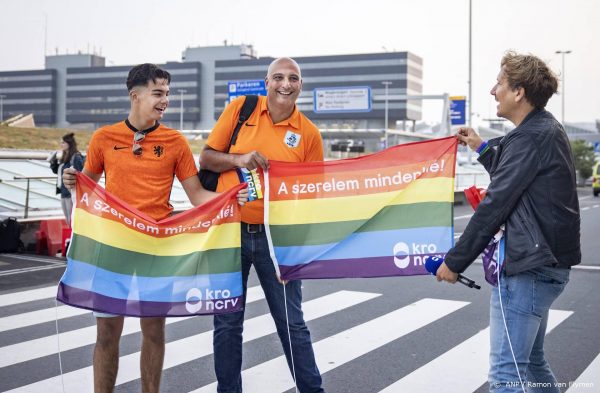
left=85, top=121, right=198, bottom=220
left=206, top=96, right=324, bottom=223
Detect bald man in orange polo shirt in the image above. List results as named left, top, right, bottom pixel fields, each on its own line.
left=201, top=57, right=325, bottom=393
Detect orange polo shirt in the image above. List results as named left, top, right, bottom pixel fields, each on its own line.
left=206, top=96, right=324, bottom=223
left=85, top=121, right=198, bottom=220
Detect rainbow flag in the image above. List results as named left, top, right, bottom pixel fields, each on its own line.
left=464, top=186, right=505, bottom=286
left=57, top=173, right=244, bottom=317
left=265, top=137, right=457, bottom=280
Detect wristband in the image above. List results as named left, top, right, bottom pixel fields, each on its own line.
left=476, top=141, right=488, bottom=154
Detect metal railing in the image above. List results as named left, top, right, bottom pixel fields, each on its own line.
left=10, top=175, right=57, bottom=219
left=455, top=172, right=490, bottom=191
left=3, top=172, right=489, bottom=219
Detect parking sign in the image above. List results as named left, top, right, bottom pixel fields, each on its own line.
left=450, top=96, right=466, bottom=125
left=228, top=80, right=266, bottom=101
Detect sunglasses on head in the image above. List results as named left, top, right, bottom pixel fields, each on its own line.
left=132, top=132, right=146, bottom=156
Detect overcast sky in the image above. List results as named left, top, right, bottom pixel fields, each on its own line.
left=1, top=0, right=598, bottom=125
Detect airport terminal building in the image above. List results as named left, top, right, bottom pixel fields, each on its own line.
left=0, top=69, right=57, bottom=125
left=0, top=44, right=423, bottom=130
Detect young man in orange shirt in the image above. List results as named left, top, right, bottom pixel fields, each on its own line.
left=201, top=57, right=325, bottom=393
left=63, top=63, right=247, bottom=393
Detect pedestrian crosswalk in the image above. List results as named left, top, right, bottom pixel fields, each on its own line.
left=193, top=298, right=469, bottom=393
left=0, top=286, right=267, bottom=369
left=0, top=305, right=88, bottom=333
left=378, top=310, right=572, bottom=393
left=567, top=353, right=600, bottom=392
left=0, top=286, right=59, bottom=307
left=0, top=281, right=597, bottom=393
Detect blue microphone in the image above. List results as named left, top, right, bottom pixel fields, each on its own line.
left=425, top=256, right=481, bottom=290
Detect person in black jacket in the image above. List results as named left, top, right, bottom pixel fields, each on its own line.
left=50, top=133, right=84, bottom=227
left=436, top=51, right=580, bottom=392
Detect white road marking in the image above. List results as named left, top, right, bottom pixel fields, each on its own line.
left=192, top=298, right=470, bottom=393
left=7, top=290, right=379, bottom=393
left=379, top=310, right=572, bottom=393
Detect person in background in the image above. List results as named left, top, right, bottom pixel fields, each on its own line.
left=50, top=132, right=84, bottom=227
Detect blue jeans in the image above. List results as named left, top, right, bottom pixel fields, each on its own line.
left=489, top=266, right=569, bottom=393
left=213, top=224, right=324, bottom=393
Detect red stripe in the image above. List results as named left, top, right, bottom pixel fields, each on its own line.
left=269, top=137, right=457, bottom=178
left=75, top=173, right=243, bottom=236
left=269, top=154, right=455, bottom=201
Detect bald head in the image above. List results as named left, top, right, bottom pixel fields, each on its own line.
left=267, top=57, right=302, bottom=79
left=264, top=57, right=303, bottom=120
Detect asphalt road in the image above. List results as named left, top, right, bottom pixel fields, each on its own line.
left=0, top=191, right=598, bottom=393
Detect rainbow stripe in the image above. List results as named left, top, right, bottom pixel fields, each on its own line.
left=265, top=137, right=457, bottom=280
left=57, top=173, right=244, bottom=317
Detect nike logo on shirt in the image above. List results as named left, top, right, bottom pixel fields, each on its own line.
left=113, top=146, right=128, bottom=150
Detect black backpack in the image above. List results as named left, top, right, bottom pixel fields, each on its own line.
left=198, top=95, right=259, bottom=191
left=0, top=217, right=23, bottom=253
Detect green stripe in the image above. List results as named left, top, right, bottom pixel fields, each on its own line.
left=270, top=202, right=452, bottom=246
left=68, top=234, right=240, bottom=277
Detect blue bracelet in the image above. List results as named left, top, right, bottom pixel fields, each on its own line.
left=476, top=141, right=488, bottom=154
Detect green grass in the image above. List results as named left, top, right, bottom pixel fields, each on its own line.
left=0, top=125, right=93, bottom=151
left=0, top=125, right=205, bottom=154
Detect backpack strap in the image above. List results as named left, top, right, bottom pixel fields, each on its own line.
left=227, top=94, right=259, bottom=151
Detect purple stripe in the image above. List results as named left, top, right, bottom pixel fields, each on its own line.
left=279, top=255, right=440, bottom=280
left=56, top=282, right=243, bottom=317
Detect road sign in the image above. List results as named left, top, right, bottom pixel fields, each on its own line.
left=228, top=80, right=266, bottom=101
left=313, top=86, right=371, bottom=113
left=450, top=96, right=466, bottom=125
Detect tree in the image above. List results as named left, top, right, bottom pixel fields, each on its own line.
left=570, top=140, right=596, bottom=185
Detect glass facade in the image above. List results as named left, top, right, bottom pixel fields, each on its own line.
left=66, top=62, right=201, bottom=127
left=213, top=52, right=423, bottom=127
left=1, top=49, right=422, bottom=129
left=0, top=70, right=57, bottom=125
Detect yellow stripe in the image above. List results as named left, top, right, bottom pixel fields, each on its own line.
left=251, top=170, right=264, bottom=199
left=73, top=209, right=239, bottom=256
left=269, top=177, right=454, bottom=225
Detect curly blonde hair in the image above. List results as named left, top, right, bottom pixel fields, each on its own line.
left=501, top=51, right=559, bottom=109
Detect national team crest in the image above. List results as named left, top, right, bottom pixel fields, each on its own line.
left=153, top=145, right=165, bottom=158
left=284, top=131, right=301, bottom=148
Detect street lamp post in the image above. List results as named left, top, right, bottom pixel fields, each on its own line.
left=0, top=95, right=6, bottom=122
left=555, top=50, right=572, bottom=125
left=178, top=89, right=187, bottom=131
left=381, top=81, right=392, bottom=129
left=468, top=0, right=472, bottom=127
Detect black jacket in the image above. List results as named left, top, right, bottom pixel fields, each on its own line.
left=50, top=152, right=85, bottom=198
left=445, top=109, right=581, bottom=276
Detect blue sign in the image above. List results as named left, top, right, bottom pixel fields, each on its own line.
left=228, top=80, right=266, bottom=101
left=450, top=96, right=466, bottom=125
left=313, top=86, right=372, bottom=113
left=594, top=142, right=600, bottom=153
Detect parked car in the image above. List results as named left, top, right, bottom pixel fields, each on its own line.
left=593, top=162, right=600, bottom=197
